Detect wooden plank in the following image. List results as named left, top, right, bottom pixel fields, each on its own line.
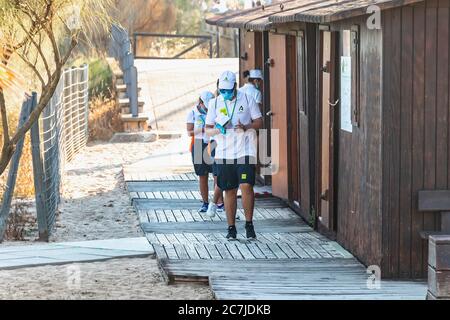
left=423, top=0, right=439, bottom=274
left=246, top=243, right=266, bottom=259
left=164, top=244, right=179, bottom=259
left=194, top=244, right=211, bottom=259
left=145, top=192, right=155, bottom=199
left=155, top=233, right=170, bottom=245
left=165, top=233, right=180, bottom=244
left=155, top=210, right=168, bottom=223
left=266, top=243, right=289, bottom=259
left=418, top=191, right=450, bottom=211
left=181, top=210, right=195, bottom=222
left=411, top=1, right=426, bottom=278
left=215, top=244, right=234, bottom=260
left=184, top=244, right=201, bottom=259
left=190, top=209, right=204, bottom=222
left=398, top=4, right=414, bottom=278
left=138, top=211, right=149, bottom=223
left=174, top=244, right=190, bottom=260
left=172, top=210, right=186, bottom=222
left=146, top=233, right=160, bottom=244
left=288, top=243, right=311, bottom=259
left=255, top=243, right=278, bottom=259
left=153, top=244, right=168, bottom=260
left=164, top=210, right=177, bottom=222
left=225, top=243, right=244, bottom=259
left=427, top=266, right=450, bottom=297
left=205, top=244, right=223, bottom=260
left=277, top=243, right=299, bottom=259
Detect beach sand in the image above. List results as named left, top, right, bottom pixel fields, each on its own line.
left=1, top=139, right=212, bottom=300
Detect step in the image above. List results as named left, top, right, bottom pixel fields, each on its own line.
left=121, top=105, right=144, bottom=114
left=116, top=84, right=142, bottom=93
left=121, top=113, right=149, bottom=132
left=118, top=98, right=145, bottom=108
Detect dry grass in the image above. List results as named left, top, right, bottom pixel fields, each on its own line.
left=0, top=104, right=35, bottom=199
left=136, top=37, right=212, bottom=59
left=88, top=95, right=123, bottom=141
left=4, top=200, right=36, bottom=241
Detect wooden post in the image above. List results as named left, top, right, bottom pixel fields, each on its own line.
left=129, top=66, right=139, bottom=117
left=427, top=235, right=450, bottom=299
left=0, top=95, right=33, bottom=241
left=30, top=92, right=49, bottom=241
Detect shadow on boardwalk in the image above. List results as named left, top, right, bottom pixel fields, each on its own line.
left=124, top=137, right=428, bottom=300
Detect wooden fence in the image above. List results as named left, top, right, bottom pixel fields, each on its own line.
left=0, top=65, right=89, bottom=241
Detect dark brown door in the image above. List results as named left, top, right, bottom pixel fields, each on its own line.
left=318, top=30, right=338, bottom=232
left=286, top=35, right=300, bottom=206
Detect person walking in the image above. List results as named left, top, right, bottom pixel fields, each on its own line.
left=240, top=69, right=263, bottom=109
left=186, top=91, right=217, bottom=213
left=205, top=71, right=263, bottom=240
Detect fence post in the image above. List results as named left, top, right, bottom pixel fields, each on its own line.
left=29, top=92, right=49, bottom=241
left=130, top=66, right=139, bottom=117
left=0, top=95, right=33, bottom=241
left=82, top=65, right=89, bottom=143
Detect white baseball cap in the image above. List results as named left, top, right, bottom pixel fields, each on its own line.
left=200, top=91, right=214, bottom=106
left=218, top=71, right=236, bottom=90
left=249, top=69, right=263, bottom=79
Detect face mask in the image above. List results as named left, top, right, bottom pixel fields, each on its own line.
left=220, top=89, right=234, bottom=101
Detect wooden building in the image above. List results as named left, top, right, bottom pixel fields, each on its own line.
left=206, top=0, right=450, bottom=279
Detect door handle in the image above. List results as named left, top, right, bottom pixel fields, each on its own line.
left=320, top=189, right=329, bottom=201
left=328, top=99, right=339, bottom=107
left=266, top=110, right=274, bottom=116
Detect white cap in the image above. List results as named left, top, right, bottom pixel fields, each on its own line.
left=200, top=91, right=214, bottom=106
left=249, top=69, right=263, bottom=79
left=218, top=71, right=236, bottom=90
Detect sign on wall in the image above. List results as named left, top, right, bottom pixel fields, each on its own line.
left=340, top=56, right=352, bottom=133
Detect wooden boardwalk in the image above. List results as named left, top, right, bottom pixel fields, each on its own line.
left=125, top=171, right=427, bottom=300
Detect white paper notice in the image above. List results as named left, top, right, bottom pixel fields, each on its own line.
left=340, top=56, right=352, bottom=133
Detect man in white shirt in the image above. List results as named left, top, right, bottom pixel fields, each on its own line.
left=186, top=91, right=216, bottom=213
left=205, top=71, right=263, bottom=240
left=239, top=69, right=263, bottom=109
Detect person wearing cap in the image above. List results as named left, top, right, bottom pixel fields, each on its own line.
left=205, top=71, right=263, bottom=240
left=186, top=91, right=217, bottom=213
left=240, top=69, right=263, bottom=108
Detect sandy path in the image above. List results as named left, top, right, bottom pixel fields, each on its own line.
left=0, top=257, right=212, bottom=300
left=52, top=140, right=171, bottom=242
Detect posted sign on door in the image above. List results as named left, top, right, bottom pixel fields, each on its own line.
left=340, top=56, right=352, bottom=133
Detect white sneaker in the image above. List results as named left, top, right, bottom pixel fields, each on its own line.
left=206, top=202, right=217, bottom=217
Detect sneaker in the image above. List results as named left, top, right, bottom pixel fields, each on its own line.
left=206, top=202, right=217, bottom=217
left=216, top=203, right=225, bottom=213
left=245, top=222, right=257, bottom=239
left=226, top=225, right=237, bottom=240
left=198, top=202, right=209, bottom=213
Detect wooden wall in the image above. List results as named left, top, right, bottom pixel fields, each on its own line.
left=382, top=0, right=450, bottom=279
left=329, top=18, right=384, bottom=271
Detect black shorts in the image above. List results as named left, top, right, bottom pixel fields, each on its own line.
left=210, top=140, right=218, bottom=177
left=215, top=157, right=256, bottom=190
left=191, top=140, right=213, bottom=176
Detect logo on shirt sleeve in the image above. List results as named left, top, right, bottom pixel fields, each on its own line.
left=238, top=106, right=244, bottom=113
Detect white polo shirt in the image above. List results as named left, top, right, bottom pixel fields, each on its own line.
left=186, top=105, right=209, bottom=143
left=206, top=91, right=262, bottom=160
left=239, top=83, right=262, bottom=105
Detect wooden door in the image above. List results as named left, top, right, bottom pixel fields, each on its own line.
left=286, top=35, right=300, bottom=206
left=269, top=33, right=289, bottom=200
left=319, top=30, right=338, bottom=232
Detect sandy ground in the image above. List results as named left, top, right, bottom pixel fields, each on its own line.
left=1, top=139, right=212, bottom=300
left=0, top=257, right=212, bottom=300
